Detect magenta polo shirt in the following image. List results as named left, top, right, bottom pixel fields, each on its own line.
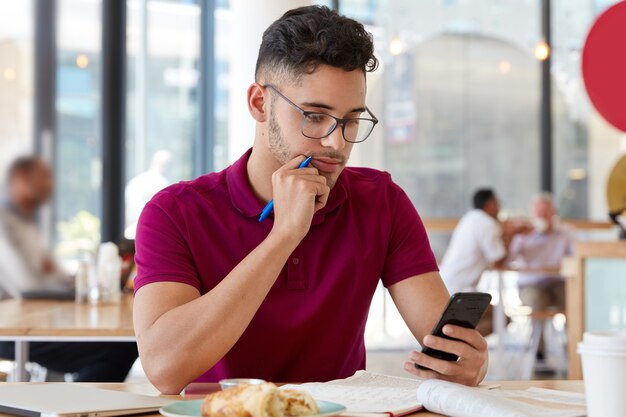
left=134, top=149, right=438, bottom=383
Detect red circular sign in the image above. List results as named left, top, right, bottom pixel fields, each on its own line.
left=582, top=1, right=626, bottom=132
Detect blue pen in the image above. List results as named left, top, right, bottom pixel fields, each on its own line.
left=259, top=156, right=312, bottom=222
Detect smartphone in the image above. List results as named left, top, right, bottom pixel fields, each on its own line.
left=415, top=292, right=492, bottom=370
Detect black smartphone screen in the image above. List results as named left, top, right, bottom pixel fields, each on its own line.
left=416, top=292, right=492, bottom=370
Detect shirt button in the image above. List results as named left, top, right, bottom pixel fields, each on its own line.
left=292, top=258, right=300, bottom=265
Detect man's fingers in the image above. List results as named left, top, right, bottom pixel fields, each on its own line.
left=422, top=335, right=478, bottom=361
left=289, top=174, right=327, bottom=185
left=289, top=167, right=320, bottom=176
left=277, top=155, right=309, bottom=172
left=314, top=183, right=330, bottom=211
left=442, top=325, right=487, bottom=351
left=409, top=351, right=461, bottom=377
left=403, top=361, right=439, bottom=380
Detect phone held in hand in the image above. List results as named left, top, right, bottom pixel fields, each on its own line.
left=416, top=292, right=492, bottom=370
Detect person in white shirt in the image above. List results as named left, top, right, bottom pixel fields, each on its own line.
left=0, top=156, right=138, bottom=381
left=124, top=150, right=172, bottom=239
left=0, top=157, right=68, bottom=298
left=440, top=189, right=527, bottom=335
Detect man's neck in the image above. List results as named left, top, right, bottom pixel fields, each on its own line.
left=246, top=147, right=282, bottom=204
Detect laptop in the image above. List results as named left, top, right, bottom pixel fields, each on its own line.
left=20, top=282, right=76, bottom=301
left=0, top=385, right=176, bottom=417
left=20, top=288, right=76, bottom=301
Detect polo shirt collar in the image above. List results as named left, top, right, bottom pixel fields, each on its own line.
left=226, top=148, right=347, bottom=224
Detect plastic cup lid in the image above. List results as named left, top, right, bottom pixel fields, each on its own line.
left=577, top=343, right=626, bottom=356
left=583, top=331, right=626, bottom=348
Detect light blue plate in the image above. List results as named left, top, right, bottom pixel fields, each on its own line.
left=160, top=399, right=346, bottom=417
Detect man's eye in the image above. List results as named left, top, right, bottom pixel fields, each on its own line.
left=307, top=114, right=326, bottom=123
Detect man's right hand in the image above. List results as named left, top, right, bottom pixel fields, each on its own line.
left=270, top=155, right=330, bottom=241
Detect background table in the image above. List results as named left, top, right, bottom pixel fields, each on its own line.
left=0, top=294, right=135, bottom=381
left=0, top=380, right=585, bottom=417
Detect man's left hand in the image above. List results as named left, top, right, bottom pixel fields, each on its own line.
left=403, top=324, right=488, bottom=386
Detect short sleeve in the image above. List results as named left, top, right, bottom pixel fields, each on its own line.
left=133, top=192, right=201, bottom=293
left=479, top=220, right=506, bottom=263
left=381, top=182, right=439, bottom=288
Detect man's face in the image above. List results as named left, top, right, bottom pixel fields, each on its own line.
left=14, top=161, right=54, bottom=207
left=532, top=199, right=555, bottom=224
left=265, top=65, right=367, bottom=189
left=484, top=197, right=500, bottom=219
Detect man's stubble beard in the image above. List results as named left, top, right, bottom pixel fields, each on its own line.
left=268, top=110, right=339, bottom=189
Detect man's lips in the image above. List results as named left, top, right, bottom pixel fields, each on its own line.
left=311, top=157, right=343, bottom=173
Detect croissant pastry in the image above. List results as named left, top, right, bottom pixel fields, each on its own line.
left=202, top=383, right=319, bottom=417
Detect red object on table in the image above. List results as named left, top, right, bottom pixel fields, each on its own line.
left=582, top=1, right=626, bottom=132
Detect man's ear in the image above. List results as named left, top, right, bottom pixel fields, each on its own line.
left=247, top=83, right=268, bottom=123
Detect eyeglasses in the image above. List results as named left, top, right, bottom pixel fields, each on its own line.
left=264, top=84, right=378, bottom=144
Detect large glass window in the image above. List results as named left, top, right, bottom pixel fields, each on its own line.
left=343, top=1, right=542, bottom=228
left=551, top=0, right=624, bottom=220
left=54, top=0, right=103, bottom=258
left=0, top=2, right=34, bottom=180
left=125, top=0, right=201, bottom=238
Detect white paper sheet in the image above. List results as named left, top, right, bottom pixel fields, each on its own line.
left=281, top=371, right=424, bottom=414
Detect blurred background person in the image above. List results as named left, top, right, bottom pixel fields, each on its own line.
left=439, top=188, right=529, bottom=336
left=124, top=150, right=172, bottom=239
left=0, top=156, right=138, bottom=381
left=509, top=193, right=574, bottom=311
left=507, top=193, right=575, bottom=362
left=0, top=156, right=70, bottom=298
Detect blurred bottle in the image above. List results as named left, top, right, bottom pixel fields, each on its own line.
left=74, top=260, right=91, bottom=303
left=95, top=242, right=122, bottom=304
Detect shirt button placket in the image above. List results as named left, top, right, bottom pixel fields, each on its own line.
left=287, top=252, right=305, bottom=290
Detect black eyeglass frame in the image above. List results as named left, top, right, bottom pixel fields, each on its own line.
left=263, top=84, right=379, bottom=144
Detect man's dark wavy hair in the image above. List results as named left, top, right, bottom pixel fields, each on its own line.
left=255, top=5, right=378, bottom=83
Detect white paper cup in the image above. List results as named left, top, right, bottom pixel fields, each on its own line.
left=578, top=331, right=626, bottom=417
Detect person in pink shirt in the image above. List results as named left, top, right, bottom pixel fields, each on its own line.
left=508, top=193, right=575, bottom=363
left=133, top=6, right=488, bottom=394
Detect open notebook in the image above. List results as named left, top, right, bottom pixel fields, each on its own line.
left=281, top=371, right=424, bottom=417
left=281, top=371, right=587, bottom=417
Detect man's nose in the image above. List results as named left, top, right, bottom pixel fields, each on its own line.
left=320, top=125, right=345, bottom=151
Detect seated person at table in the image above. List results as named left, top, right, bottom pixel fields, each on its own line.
left=0, top=156, right=138, bottom=382
left=133, top=6, right=488, bottom=394
left=439, top=189, right=528, bottom=336
left=507, top=193, right=574, bottom=358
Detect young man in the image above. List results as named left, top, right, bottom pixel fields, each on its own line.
left=133, top=6, right=487, bottom=394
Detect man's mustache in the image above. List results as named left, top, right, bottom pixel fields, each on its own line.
left=306, top=152, right=346, bottom=164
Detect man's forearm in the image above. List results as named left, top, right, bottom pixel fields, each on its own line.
left=135, top=230, right=300, bottom=393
